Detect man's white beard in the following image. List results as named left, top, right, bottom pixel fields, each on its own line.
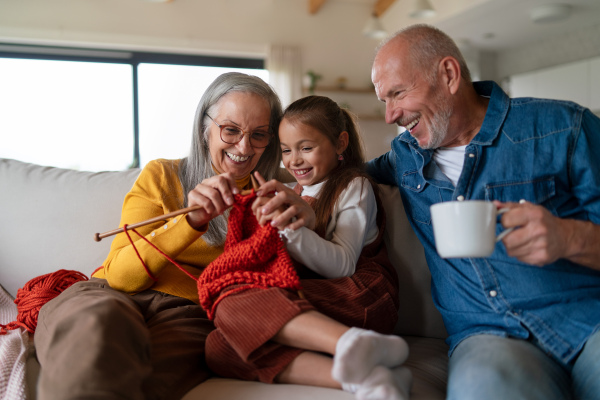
left=421, top=92, right=453, bottom=150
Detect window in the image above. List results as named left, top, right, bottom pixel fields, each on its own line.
left=138, top=63, right=268, bottom=166
left=0, top=44, right=267, bottom=171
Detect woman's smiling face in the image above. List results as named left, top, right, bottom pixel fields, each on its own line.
left=208, top=91, right=271, bottom=179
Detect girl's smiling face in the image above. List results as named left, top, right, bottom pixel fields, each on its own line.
left=279, top=118, right=346, bottom=186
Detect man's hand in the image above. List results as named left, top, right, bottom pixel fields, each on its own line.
left=495, top=200, right=600, bottom=270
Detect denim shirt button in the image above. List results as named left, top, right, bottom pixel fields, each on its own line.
left=468, top=153, right=475, bottom=158
left=457, top=195, right=465, bottom=201
left=489, top=290, right=498, bottom=297
left=417, top=184, right=421, bottom=189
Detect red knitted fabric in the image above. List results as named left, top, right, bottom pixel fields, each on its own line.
left=0, top=269, right=88, bottom=335
left=198, top=191, right=302, bottom=319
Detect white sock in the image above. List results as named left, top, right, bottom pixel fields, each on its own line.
left=341, top=382, right=360, bottom=394
left=355, top=366, right=412, bottom=400
left=332, top=327, right=410, bottom=384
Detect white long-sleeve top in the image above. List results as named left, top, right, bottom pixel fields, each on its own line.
left=279, top=177, right=379, bottom=278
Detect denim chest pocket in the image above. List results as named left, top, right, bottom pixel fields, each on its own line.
left=401, top=171, right=435, bottom=225
left=484, top=177, right=557, bottom=213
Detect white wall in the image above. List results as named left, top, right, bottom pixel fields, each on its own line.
left=508, top=56, right=600, bottom=113
left=497, top=22, right=600, bottom=80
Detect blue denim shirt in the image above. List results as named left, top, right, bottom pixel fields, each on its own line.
left=367, top=81, right=600, bottom=366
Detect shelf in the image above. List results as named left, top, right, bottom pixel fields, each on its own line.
left=299, top=85, right=385, bottom=121
left=355, top=114, right=385, bottom=121
left=303, top=86, right=375, bottom=94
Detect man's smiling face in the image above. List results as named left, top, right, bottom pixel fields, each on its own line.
left=372, top=38, right=453, bottom=150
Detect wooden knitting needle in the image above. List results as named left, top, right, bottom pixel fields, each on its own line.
left=250, top=174, right=260, bottom=191
left=94, top=187, right=255, bottom=242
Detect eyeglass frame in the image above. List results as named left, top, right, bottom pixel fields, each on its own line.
left=205, top=113, right=272, bottom=149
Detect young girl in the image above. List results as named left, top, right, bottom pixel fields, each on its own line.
left=203, top=95, right=411, bottom=400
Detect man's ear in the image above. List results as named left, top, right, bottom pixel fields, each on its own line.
left=438, top=56, right=462, bottom=95
left=337, top=131, right=349, bottom=154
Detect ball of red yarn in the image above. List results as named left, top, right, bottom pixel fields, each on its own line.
left=0, top=269, right=88, bottom=335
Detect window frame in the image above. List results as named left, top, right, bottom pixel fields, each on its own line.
left=0, top=43, right=264, bottom=168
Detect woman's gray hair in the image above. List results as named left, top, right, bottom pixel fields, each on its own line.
left=377, top=24, right=472, bottom=86
left=178, top=72, right=283, bottom=246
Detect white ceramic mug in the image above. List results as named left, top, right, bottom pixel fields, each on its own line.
left=430, top=200, right=513, bottom=258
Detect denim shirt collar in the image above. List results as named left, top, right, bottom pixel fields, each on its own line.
left=398, top=80, right=510, bottom=150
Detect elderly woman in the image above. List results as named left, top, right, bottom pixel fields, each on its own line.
left=34, top=72, right=285, bottom=400
left=34, top=73, right=409, bottom=400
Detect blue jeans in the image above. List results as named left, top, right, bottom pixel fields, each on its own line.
left=447, top=331, right=600, bottom=400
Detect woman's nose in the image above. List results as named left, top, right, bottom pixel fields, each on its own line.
left=237, top=134, right=253, bottom=153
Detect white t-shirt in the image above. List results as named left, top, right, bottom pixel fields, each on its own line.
left=279, top=177, right=378, bottom=278
left=433, top=145, right=467, bottom=186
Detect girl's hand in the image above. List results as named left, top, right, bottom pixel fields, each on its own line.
left=253, top=172, right=316, bottom=231
left=186, top=173, right=239, bottom=230
left=252, top=195, right=283, bottom=226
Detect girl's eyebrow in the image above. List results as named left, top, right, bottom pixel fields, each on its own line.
left=279, top=139, right=315, bottom=148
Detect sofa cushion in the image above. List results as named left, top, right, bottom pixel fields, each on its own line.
left=0, top=158, right=140, bottom=297
left=181, top=336, right=448, bottom=400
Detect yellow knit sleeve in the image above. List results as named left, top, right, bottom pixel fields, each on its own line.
left=95, top=159, right=207, bottom=293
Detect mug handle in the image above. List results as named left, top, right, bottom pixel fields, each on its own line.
left=495, top=208, right=515, bottom=242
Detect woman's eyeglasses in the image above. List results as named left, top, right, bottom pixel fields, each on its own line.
left=206, top=114, right=271, bottom=148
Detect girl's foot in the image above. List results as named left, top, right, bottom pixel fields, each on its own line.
left=332, top=327, right=409, bottom=383
left=355, top=366, right=412, bottom=400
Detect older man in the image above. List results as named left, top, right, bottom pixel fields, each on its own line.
left=367, top=24, right=600, bottom=400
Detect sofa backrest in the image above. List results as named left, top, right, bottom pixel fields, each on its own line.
left=0, top=158, right=447, bottom=339
left=379, top=185, right=447, bottom=339
left=0, top=158, right=141, bottom=298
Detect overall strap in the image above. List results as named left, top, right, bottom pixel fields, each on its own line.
left=293, top=183, right=316, bottom=208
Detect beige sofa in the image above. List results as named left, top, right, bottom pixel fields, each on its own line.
left=0, top=158, right=448, bottom=399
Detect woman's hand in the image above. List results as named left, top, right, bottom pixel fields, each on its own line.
left=186, top=173, right=239, bottom=230
left=252, top=172, right=316, bottom=231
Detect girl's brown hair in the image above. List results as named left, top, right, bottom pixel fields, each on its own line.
left=282, top=95, right=380, bottom=237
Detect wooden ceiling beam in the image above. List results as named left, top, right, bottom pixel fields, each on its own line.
left=373, top=0, right=398, bottom=17
left=308, top=0, right=328, bottom=15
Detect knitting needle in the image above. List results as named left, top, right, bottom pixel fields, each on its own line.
left=94, top=188, right=254, bottom=242
left=250, top=174, right=260, bottom=191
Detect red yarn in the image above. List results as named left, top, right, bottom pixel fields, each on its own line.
left=198, top=191, right=302, bottom=319
left=123, top=224, right=159, bottom=282
left=125, top=226, right=197, bottom=282
left=0, top=269, right=88, bottom=335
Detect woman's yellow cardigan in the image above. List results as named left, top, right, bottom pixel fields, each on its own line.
left=93, top=158, right=249, bottom=304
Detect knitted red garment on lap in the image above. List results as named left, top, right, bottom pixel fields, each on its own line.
left=197, top=191, right=302, bottom=319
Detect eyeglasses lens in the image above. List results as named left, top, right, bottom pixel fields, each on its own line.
left=220, top=126, right=270, bottom=148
